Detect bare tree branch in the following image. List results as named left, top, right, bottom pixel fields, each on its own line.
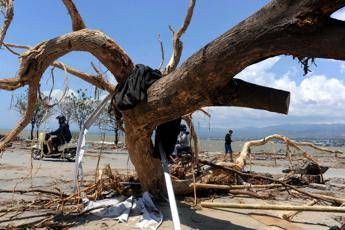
left=127, top=0, right=345, bottom=129
left=2, top=42, right=21, bottom=55
left=0, top=29, right=132, bottom=90
left=2, top=42, right=31, bottom=49
left=163, top=0, right=196, bottom=74
left=0, top=0, right=14, bottom=48
left=90, top=61, right=102, bottom=76
left=157, top=34, right=165, bottom=71
left=1, top=42, right=117, bottom=92
left=38, top=64, right=69, bottom=109
left=0, top=81, right=38, bottom=151
left=0, top=29, right=133, bottom=150
left=62, top=0, right=86, bottom=31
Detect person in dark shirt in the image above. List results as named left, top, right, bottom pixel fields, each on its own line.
left=224, top=129, right=233, bottom=162
left=47, top=115, right=72, bottom=154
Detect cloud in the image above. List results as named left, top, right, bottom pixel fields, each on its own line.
left=42, top=89, right=76, bottom=101
left=195, top=57, right=345, bottom=128
left=340, top=63, right=345, bottom=74
left=332, top=8, right=345, bottom=20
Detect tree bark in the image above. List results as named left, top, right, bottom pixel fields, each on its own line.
left=30, top=122, right=34, bottom=140
left=124, top=123, right=163, bottom=193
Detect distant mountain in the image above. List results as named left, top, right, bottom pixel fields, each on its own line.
left=196, top=123, right=345, bottom=139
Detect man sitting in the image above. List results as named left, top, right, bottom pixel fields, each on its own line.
left=47, top=115, right=72, bottom=154
left=173, top=124, right=190, bottom=157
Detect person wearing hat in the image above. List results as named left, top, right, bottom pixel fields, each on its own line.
left=224, top=129, right=233, bottom=162
left=46, top=115, right=72, bottom=154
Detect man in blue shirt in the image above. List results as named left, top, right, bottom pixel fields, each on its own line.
left=47, top=115, right=72, bottom=154
left=224, top=129, right=233, bottom=162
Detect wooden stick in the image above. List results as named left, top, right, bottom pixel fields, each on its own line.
left=190, top=183, right=282, bottom=190
left=201, top=202, right=345, bottom=212
left=228, top=190, right=271, bottom=199
left=0, top=189, right=68, bottom=197
left=282, top=199, right=318, bottom=221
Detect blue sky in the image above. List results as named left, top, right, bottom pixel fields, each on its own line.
left=1, top=1, right=345, bottom=131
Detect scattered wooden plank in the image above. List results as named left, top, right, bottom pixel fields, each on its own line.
left=201, top=202, right=345, bottom=212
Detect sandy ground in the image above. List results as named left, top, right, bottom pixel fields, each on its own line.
left=1, top=142, right=345, bottom=229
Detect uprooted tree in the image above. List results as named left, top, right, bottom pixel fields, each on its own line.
left=1, top=0, right=345, bottom=194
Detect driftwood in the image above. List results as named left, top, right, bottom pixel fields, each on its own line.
left=282, top=199, right=318, bottom=221
left=190, top=183, right=281, bottom=190
left=0, top=189, right=68, bottom=197
left=228, top=190, right=272, bottom=199
left=235, top=134, right=342, bottom=169
left=201, top=202, right=345, bottom=213
left=199, top=159, right=345, bottom=205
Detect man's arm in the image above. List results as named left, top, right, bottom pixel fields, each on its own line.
left=49, top=127, right=62, bottom=136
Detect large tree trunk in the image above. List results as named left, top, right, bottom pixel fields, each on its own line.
left=30, top=122, right=34, bottom=140
left=124, top=123, right=164, bottom=193
left=114, top=128, right=118, bottom=145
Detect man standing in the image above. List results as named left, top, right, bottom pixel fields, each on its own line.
left=224, top=129, right=233, bottom=162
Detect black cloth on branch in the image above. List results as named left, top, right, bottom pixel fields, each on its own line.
left=112, top=64, right=181, bottom=159
left=114, top=64, right=162, bottom=110
left=153, top=118, right=182, bottom=159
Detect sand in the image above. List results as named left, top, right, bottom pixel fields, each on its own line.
left=0, top=141, right=344, bottom=229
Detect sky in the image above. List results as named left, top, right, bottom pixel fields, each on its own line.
left=1, top=1, right=345, bottom=131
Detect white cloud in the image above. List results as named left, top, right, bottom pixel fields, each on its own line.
left=332, top=8, right=345, bottom=21
left=195, top=57, right=345, bottom=128
left=340, top=63, right=345, bottom=74
left=42, top=89, right=76, bottom=101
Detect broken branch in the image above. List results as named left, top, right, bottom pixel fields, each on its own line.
left=0, top=0, right=13, bottom=49
left=235, top=134, right=340, bottom=169
left=62, top=0, right=86, bottom=31
left=201, top=202, right=345, bottom=213
left=163, top=0, right=196, bottom=74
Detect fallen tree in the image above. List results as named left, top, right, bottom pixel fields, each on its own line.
left=234, top=134, right=343, bottom=169
left=1, top=0, right=345, bottom=194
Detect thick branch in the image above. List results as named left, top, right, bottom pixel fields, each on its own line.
left=0, top=0, right=13, bottom=48
left=0, top=81, right=38, bottom=151
left=62, top=0, right=86, bottom=31
left=0, top=29, right=132, bottom=150
left=127, top=79, right=290, bottom=128
left=1, top=42, right=115, bottom=92
left=163, top=0, right=196, bottom=74
left=0, top=29, right=132, bottom=90
left=126, top=0, right=345, bottom=129
left=211, top=79, right=290, bottom=114
left=52, top=62, right=115, bottom=92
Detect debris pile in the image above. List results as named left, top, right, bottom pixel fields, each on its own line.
left=0, top=165, right=140, bottom=228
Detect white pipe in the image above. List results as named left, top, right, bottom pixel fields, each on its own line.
left=159, top=142, right=181, bottom=230
left=73, top=93, right=113, bottom=191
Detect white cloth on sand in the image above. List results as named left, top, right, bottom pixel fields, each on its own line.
left=83, top=191, right=163, bottom=229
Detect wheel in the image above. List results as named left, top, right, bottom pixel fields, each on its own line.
left=32, top=148, right=42, bottom=160
left=65, top=148, right=76, bottom=162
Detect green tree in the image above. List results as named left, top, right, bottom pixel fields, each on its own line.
left=13, top=91, right=51, bottom=139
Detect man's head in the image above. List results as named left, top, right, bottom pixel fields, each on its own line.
left=228, top=129, right=233, bottom=134
left=56, top=115, right=66, bottom=125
